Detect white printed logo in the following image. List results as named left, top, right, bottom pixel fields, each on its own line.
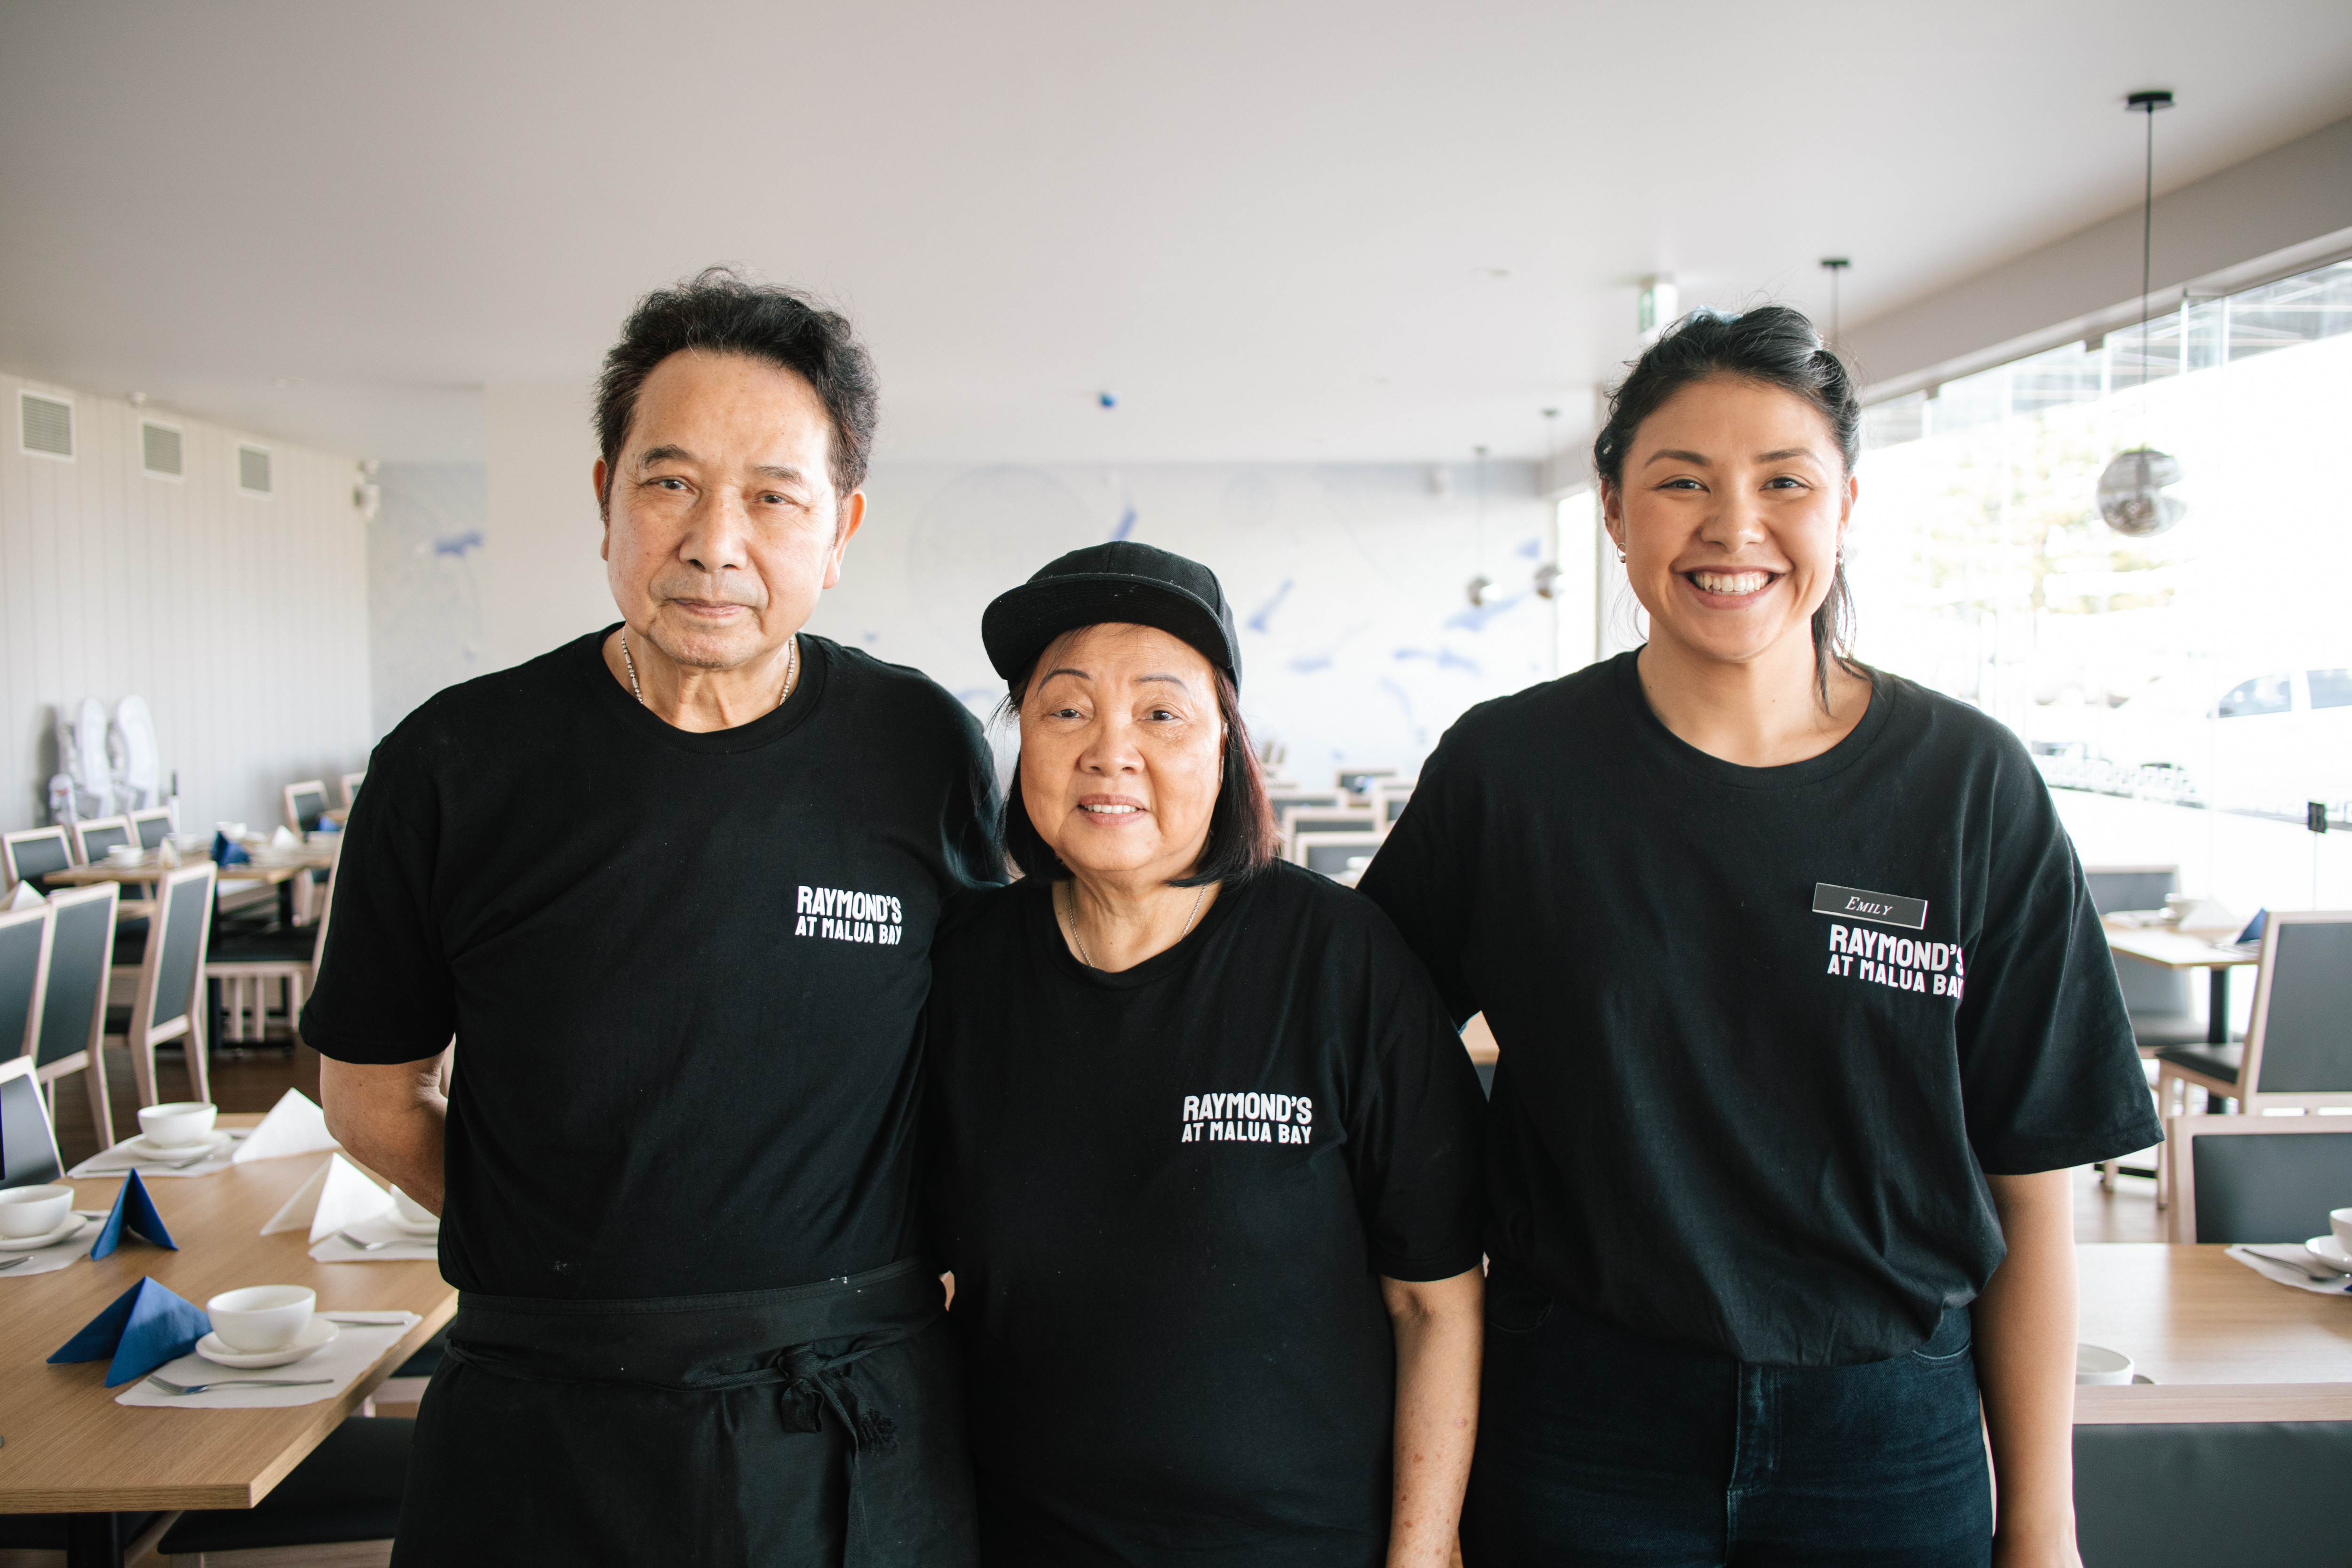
left=1826, top=922, right=1964, bottom=999
left=1179, top=1091, right=1314, bottom=1145
left=794, top=884, right=905, bottom=947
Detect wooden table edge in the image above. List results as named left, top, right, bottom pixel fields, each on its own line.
left=2074, top=1381, right=2352, bottom=1425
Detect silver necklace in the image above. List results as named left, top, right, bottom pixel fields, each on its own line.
left=620, top=627, right=797, bottom=711
left=1061, top=879, right=1208, bottom=970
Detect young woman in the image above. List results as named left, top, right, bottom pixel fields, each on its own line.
left=924, top=541, right=1487, bottom=1567
left=1360, top=307, right=2159, bottom=1567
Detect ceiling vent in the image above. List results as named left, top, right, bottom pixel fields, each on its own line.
left=141, top=420, right=184, bottom=478
left=237, top=443, right=272, bottom=496
left=19, top=391, right=72, bottom=459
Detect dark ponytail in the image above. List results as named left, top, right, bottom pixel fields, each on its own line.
left=1592, top=305, right=1862, bottom=706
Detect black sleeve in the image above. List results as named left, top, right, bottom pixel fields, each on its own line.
left=1340, top=909, right=1487, bottom=1282
left=1954, top=739, right=2162, bottom=1174
left=298, top=731, right=456, bottom=1066
left=938, top=700, right=1007, bottom=894
left=1355, top=730, right=1480, bottom=1028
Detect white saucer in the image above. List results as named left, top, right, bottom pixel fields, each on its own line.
left=122, top=1129, right=232, bottom=1159
left=195, top=1318, right=339, bottom=1368
left=0, top=1217, right=89, bottom=1251
left=2304, top=1236, right=2352, bottom=1274
left=385, top=1214, right=440, bottom=1236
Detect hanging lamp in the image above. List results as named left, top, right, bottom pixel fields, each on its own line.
left=2097, top=90, right=2186, bottom=538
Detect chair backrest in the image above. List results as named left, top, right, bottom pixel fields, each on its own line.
left=340, top=772, right=366, bottom=808
left=1373, top=787, right=1415, bottom=827
left=2245, top=912, right=2352, bottom=1099
left=285, top=780, right=329, bottom=833
left=1296, top=831, right=1387, bottom=877
left=1283, top=808, right=1378, bottom=841
left=0, top=1056, right=65, bottom=1189
left=35, top=884, right=116, bottom=1070
left=128, top=808, right=174, bottom=850
left=1267, top=793, right=1344, bottom=812
left=3, top=827, right=74, bottom=885
left=2171, top=1115, right=2352, bottom=1243
left=72, top=817, right=132, bottom=863
left=2084, top=865, right=2179, bottom=916
left=0, top=905, right=53, bottom=1060
left=141, top=862, right=216, bottom=1035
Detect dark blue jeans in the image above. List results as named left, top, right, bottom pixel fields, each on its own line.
left=1461, top=1264, right=1991, bottom=1567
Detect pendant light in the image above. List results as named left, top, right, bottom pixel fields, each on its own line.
left=1465, top=446, right=1493, bottom=607
left=2098, top=90, right=2186, bottom=538
left=1820, top=257, right=1851, bottom=349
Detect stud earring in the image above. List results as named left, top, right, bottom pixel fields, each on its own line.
left=1616, top=549, right=1628, bottom=564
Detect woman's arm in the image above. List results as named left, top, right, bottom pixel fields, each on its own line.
left=1379, top=1267, right=1483, bottom=1568
left=1976, top=1170, right=2081, bottom=1568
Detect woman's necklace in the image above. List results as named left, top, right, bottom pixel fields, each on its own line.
left=620, top=627, right=797, bottom=712
left=1060, top=879, right=1208, bottom=971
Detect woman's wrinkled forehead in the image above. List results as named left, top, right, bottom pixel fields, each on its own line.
left=1029, top=623, right=1217, bottom=694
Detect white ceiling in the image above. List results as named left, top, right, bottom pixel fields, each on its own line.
left=3, top=0, right=2349, bottom=466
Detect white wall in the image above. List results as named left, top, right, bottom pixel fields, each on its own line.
left=0, top=372, right=373, bottom=835
left=369, top=462, right=489, bottom=738
left=479, top=380, right=610, bottom=679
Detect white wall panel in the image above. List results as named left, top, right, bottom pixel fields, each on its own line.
left=0, top=370, right=373, bottom=836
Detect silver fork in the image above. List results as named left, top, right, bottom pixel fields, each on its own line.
left=0, top=1257, right=27, bottom=1272
left=337, top=1232, right=398, bottom=1251
left=145, top=1375, right=334, bottom=1394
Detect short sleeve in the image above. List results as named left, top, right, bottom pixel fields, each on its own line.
left=1356, top=732, right=1480, bottom=1027
left=1954, top=746, right=2162, bottom=1174
left=938, top=700, right=1007, bottom=894
left=1340, top=913, right=1487, bottom=1282
left=298, top=733, right=457, bottom=1065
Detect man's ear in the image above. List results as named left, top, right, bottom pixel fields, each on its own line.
left=822, top=490, right=868, bottom=590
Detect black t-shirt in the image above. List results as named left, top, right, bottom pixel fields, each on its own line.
left=300, top=629, right=1000, bottom=1300
left=924, top=862, right=1486, bottom=1566
left=1359, top=652, right=2160, bottom=1367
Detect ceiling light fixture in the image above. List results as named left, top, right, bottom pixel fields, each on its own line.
left=1819, top=258, right=1851, bottom=348
left=2098, top=89, right=2186, bottom=539
left=1466, top=445, right=1492, bottom=608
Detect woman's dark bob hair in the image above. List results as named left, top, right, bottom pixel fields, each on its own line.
left=1592, top=303, right=1864, bottom=703
left=999, top=645, right=1280, bottom=889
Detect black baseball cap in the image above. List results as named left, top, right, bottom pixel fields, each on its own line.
left=982, top=541, right=1243, bottom=687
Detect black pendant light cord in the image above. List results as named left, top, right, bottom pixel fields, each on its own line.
left=2127, top=91, right=2174, bottom=393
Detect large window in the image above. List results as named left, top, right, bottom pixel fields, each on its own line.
left=1849, top=259, right=2352, bottom=919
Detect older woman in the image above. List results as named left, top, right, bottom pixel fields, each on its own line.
left=1360, top=307, right=2160, bottom=1567
left=922, top=541, right=1486, bottom=1567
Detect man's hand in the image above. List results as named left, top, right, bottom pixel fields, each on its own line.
left=319, top=1052, right=451, bottom=1214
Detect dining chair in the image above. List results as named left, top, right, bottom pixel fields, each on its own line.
left=1281, top=806, right=1379, bottom=863
left=105, top=860, right=216, bottom=1108
left=70, top=815, right=134, bottom=865
left=2155, top=911, right=2352, bottom=1209
left=30, top=883, right=119, bottom=1149
left=208, top=840, right=339, bottom=1044
left=0, top=1054, right=67, bottom=1188
left=1265, top=792, right=1346, bottom=814
left=2, top=825, right=74, bottom=889
left=284, top=779, right=331, bottom=835
left=127, top=806, right=174, bottom=850
left=1369, top=783, right=1416, bottom=829
left=1293, top=830, right=1388, bottom=879
left=2084, top=865, right=2204, bottom=1052
left=0, top=904, right=54, bottom=1062
left=341, top=770, right=366, bottom=808
left=2163, top=1113, right=2352, bottom=1244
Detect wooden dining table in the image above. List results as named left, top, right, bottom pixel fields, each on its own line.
left=2101, top=918, right=2260, bottom=1046
left=47, top=847, right=333, bottom=933
left=2074, top=1242, right=2352, bottom=1424
left=0, top=1114, right=453, bottom=1567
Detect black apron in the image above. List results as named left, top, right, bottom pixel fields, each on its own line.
left=392, top=1256, right=977, bottom=1568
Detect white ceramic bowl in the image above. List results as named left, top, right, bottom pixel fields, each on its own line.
left=105, top=844, right=144, bottom=864
left=206, top=1285, right=316, bottom=1353
left=214, top=822, right=247, bottom=840
left=138, top=1101, right=217, bottom=1148
left=390, top=1187, right=437, bottom=1226
left=171, top=832, right=210, bottom=852
left=2331, top=1207, right=2352, bottom=1259
left=2076, top=1344, right=2135, bottom=1385
left=0, top=1185, right=72, bottom=1239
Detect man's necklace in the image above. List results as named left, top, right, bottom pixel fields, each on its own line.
left=619, top=627, right=797, bottom=712
left=1060, top=879, right=1208, bottom=971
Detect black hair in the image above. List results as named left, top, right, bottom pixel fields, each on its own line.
left=1592, top=304, right=1863, bottom=705
left=594, top=266, right=879, bottom=510
left=999, top=658, right=1279, bottom=890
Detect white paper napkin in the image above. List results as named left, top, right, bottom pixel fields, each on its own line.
left=5, top=881, right=45, bottom=910
left=2228, top=1245, right=2352, bottom=1296
left=261, top=1154, right=394, bottom=1242
left=232, top=1089, right=340, bottom=1163
left=68, top=1127, right=248, bottom=1180
left=0, top=1215, right=103, bottom=1278
left=306, top=1209, right=438, bottom=1263
left=270, top=825, right=299, bottom=848
left=113, top=1311, right=421, bottom=1409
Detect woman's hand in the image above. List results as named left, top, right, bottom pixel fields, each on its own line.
left=1978, top=1170, right=2083, bottom=1568
left=1381, top=1267, right=1482, bottom=1568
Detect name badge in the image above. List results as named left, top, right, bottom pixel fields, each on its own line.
left=1812, top=882, right=1927, bottom=930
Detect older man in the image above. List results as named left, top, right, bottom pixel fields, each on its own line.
left=304, top=270, right=995, bottom=1566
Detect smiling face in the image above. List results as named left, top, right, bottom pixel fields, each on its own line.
left=1018, top=623, right=1226, bottom=884
left=1602, top=374, right=1856, bottom=671
left=595, top=350, right=863, bottom=671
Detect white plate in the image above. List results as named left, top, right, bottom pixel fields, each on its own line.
left=0, top=1216, right=89, bottom=1251
left=121, top=1129, right=232, bottom=1159
left=195, top=1318, right=339, bottom=1368
left=384, top=1214, right=440, bottom=1236
left=2304, top=1236, right=2352, bottom=1274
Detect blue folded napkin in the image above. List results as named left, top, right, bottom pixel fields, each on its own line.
left=210, top=830, right=250, bottom=867
left=50, top=1276, right=212, bottom=1385
left=89, top=1169, right=175, bottom=1260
